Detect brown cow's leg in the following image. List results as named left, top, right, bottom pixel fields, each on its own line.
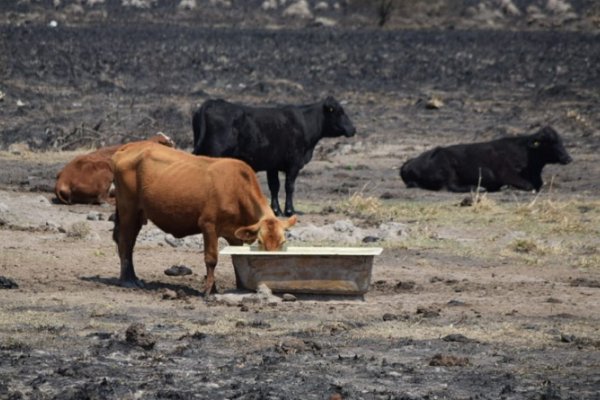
left=202, top=225, right=219, bottom=296
left=226, top=237, right=244, bottom=290
left=117, top=209, right=144, bottom=288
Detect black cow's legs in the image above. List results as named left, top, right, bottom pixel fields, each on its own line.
left=284, top=169, right=300, bottom=216
left=267, top=170, right=283, bottom=216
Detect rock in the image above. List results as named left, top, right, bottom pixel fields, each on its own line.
left=87, top=212, right=102, bottom=221
left=177, top=0, right=196, bottom=10
left=362, top=235, right=380, bottom=243
left=442, top=334, right=478, bottom=343
left=164, top=265, right=193, bottom=276
left=447, top=299, right=469, bottom=307
left=499, top=0, right=520, bottom=16
left=546, top=297, right=563, bottom=304
left=382, top=313, right=408, bottom=321
left=165, top=235, right=184, bottom=248
left=378, top=222, right=408, bottom=240
left=122, top=0, right=157, bottom=8
left=560, top=333, right=576, bottom=343
left=333, top=219, right=354, bottom=233
left=125, top=323, right=156, bottom=350
left=162, top=289, right=178, bottom=300
left=287, top=224, right=333, bottom=243
left=283, top=0, right=313, bottom=19
left=0, top=90, right=5, bottom=101
left=429, top=354, right=469, bottom=367
left=312, top=17, right=337, bottom=27
left=261, top=0, right=278, bottom=10
left=314, top=1, right=328, bottom=11
left=569, top=278, right=600, bottom=288
left=416, top=306, right=441, bottom=318
left=425, top=97, right=444, bottom=109
left=546, top=0, right=572, bottom=14
left=282, top=293, right=297, bottom=302
left=0, top=276, right=19, bottom=289
left=210, top=0, right=231, bottom=7
left=395, top=281, right=415, bottom=291
left=45, top=220, right=60, bottom=231
left=460, top=196, right=474, bottom=207
left=8, top=142, right=30, bottom=155
left=257, top=283, right=273, bottom=296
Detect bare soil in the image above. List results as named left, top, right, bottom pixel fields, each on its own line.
left=1, top=3, right=600, bottom=399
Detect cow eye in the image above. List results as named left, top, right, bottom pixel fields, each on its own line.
left=533, top=141, right=540, bottom=148
left=329, top=107, right=334, bottom=113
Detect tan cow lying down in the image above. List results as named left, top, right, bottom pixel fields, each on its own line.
left=54, top=133, right=174, bottom=204
left=111, top=141, right=297, bottom=295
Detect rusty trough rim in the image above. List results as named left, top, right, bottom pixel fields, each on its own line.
left=220, top=246, right=383, bottom=256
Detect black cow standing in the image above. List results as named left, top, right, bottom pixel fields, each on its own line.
left=400, top=126, right=572, bottom=192
left=192, top=97, right=356, bottom=216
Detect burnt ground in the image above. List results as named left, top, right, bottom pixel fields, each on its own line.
left=1, top=4, right=600, bottom=400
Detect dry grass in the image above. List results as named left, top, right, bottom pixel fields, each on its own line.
left=67, top=221, right=92, bottom=239
left=332, top=189, right=600, bottom=269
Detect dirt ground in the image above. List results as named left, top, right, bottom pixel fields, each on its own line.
left=1, top=2, right=600, bottom=399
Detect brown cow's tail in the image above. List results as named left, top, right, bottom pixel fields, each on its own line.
left=55, top=182, right=71, bottom=204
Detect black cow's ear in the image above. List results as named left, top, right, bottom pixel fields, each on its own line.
left=323, top=98, right=336, bottom=113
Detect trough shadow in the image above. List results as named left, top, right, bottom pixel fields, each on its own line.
left=79, top=275, right=203, bottom=297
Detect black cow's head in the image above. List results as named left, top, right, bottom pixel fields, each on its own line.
left=322, top=96, right=356, bottom=138
left=528, top=126, right=573, bottom=165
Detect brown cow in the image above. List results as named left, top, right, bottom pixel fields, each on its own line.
left=111, top=141, right=297, bottom=296
left=54, top=133, right=174, bottom=205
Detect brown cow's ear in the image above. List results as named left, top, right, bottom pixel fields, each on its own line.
left=235, top=224, right=259, bottom=242
left=284, top=215, right=298, bottom=229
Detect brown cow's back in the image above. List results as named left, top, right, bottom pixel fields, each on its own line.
left=54, top=133, right=175, bottom=205
left=113, top=142, right=270, bottom=239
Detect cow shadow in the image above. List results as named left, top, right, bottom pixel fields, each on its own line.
left=79, top=275, right=203, bottom=297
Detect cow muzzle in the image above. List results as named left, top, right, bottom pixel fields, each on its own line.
left=560, top=154, right=573, bottom=165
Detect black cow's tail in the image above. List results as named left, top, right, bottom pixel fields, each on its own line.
left=192, top=102, right=208, bottom=155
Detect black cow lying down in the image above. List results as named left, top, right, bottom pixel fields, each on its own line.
left=192, top=97, right=356, bottom=216
left=400, top=126, right=572, bottom=192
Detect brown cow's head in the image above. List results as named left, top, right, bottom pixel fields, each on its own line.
left=234, top=215, right=297, bottom=250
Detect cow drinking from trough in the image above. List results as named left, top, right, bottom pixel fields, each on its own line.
left=111, top=141, right=297, bottom=296
left=54, top=133, right=174, bottom=205
left=192, top=96, right=357, bottom=216
left=400, top=126, right=572, bottom=192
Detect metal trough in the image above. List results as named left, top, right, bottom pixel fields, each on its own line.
left=220, top=246, right=383, bottom=295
